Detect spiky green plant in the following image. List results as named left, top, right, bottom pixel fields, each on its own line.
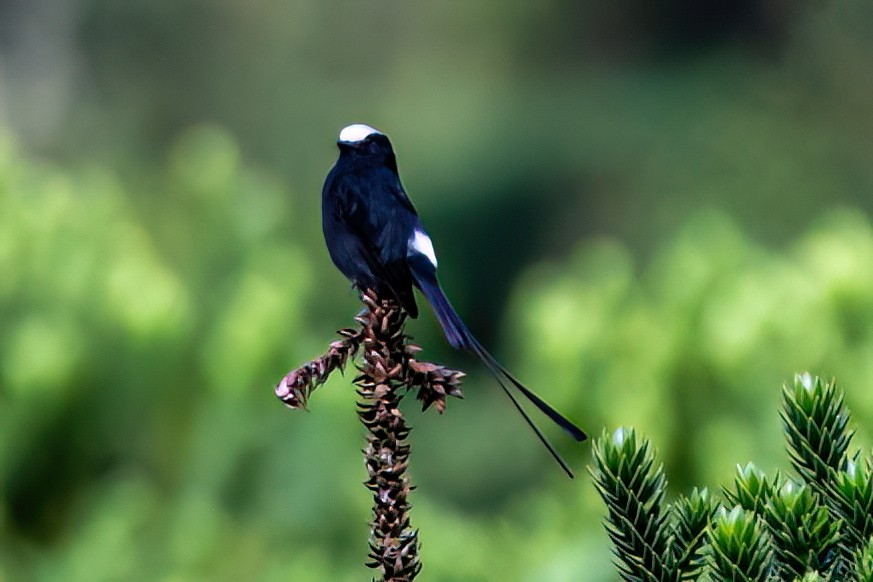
left=670, top=488, right=718, bottom=580
left=724, top=463, right=778, bottom=516
left=590, top=428, right=729, bottom=581
left=854, top=538, right=873, bottom=582
left=707, top=507, right=773, bottom=581
left=781, top=374, right=853, bottom=487
left=763, top=481, right=841, bottom=579
left=591, top=373, right=872, bottom=581
left=782, top=374, right=873, bottom=577
left=590, top=428, right=678, bottom=582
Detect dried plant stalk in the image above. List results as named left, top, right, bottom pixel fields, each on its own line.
left=275, top=327, right=362, bottom=409
left=276, top=289, right=463, bottom=581
left=356, top=290, right=421, bottom=580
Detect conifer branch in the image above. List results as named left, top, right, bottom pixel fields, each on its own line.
left=781, top=373, right=869, bottom=575
left=853, top=537, right=873, bottom=582
left=724, top=463, right=778, bottom=517
left=591, top=373, right=873, bottom=581
left=781, top=374, right=853, bottom=491
left=763, top=481, right=841, bottom=580
left=706, top=507, right=773, bottom=581
left=590, top=428, right=678, bottom=582
left=669, top=488, right=717, bottom=580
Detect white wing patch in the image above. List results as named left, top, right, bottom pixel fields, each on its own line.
left=338, top=124, right=381, bottom=143
left=408, top=229, right=438, bottom=268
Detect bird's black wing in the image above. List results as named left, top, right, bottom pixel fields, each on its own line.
left=385, top=173, right=417, bottom=215
left=333, top=170, right=419, bottom=316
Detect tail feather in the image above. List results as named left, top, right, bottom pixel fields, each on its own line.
left=409, top=259, right=587, bottom=477
left=424, top=281, right=470, bottom=350
left=467, top=335, right=588, bottom=442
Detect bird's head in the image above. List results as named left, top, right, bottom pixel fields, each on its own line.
left=337, top=124, right=396, bottom=160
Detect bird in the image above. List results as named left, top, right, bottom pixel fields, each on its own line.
left=321, top=123, right=587, bottom=477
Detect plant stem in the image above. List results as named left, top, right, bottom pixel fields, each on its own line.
left=356, top=290, right=421, bottom=581
left=277, top=288, right=463, bottom=580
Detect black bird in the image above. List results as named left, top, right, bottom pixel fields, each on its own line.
left=322, top=124, right=587, bottom=477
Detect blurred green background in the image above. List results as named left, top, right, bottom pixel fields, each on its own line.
left=2, top=1, right=873, bottom=580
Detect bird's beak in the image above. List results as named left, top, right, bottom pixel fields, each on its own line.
left=337, top=140, right=362, bottom=151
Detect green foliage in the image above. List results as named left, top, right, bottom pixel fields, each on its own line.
left=4, top=119, right=873, bottom=580
left=765, top=482, right=841, bottom=580
left=781, top=375, right=873, bottom=575
left=590, top=431, right=729, bottom=582
left=2, top=2, right=873, bottom=579
left=782, top=375, right=854, bottom=491
left=832, top=461, right=873, bottom=565
left=707, top=507, right=772, bottom=581
left=0, top=128, right=331, bottom=580
left=670, top=488, right=718, bottom=579
left=515, top=208, right=873, bottom=502
left=855, top=538, right=873, bottom=582
left=591, top=374, right=871, bottom=581
left=725, top=464, right=777, bottom=517
left=4, top=122, right=873, bottom=579
left=590, top=428, right=675, bottom=581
